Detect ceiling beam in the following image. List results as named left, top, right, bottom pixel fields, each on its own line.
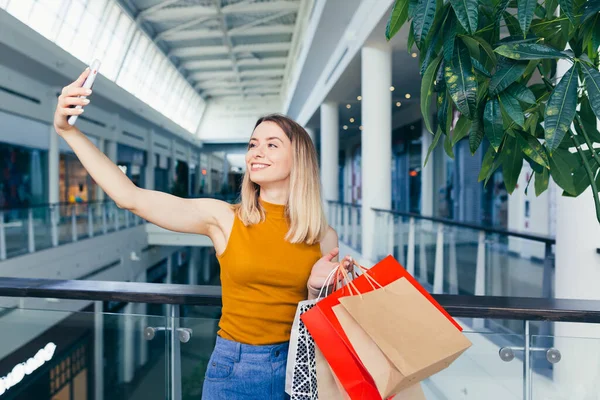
left=222, top=1, right=299, bottom=15
left=160, top=25, right=295, bottom=42
left=171, top=43, right=290, bottom=58
left=135, top=0, right=179, bottom=21
left=183, top=57, right=288, bottom=71
left=141, top=5, right=217, bottom=22
left=154, top=16, right=214, bottom=42
left=229, top=11, right=295, bottom=35
left=141, top=1, right=299, bottom=22
left=240, top=69, right=286, bottom=78
left=234, top=42, right=291, bottom=53
left=196, top=79, right=283, bottom=90
left=214, top=0, right=242, bottom=96
left=170, top=45, right=229, bottom=57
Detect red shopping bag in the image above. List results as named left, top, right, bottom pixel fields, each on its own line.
left=301, top=255, right=462, bottom=399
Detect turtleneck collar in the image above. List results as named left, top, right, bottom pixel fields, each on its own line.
left=259, top=199, right=287, bottom=219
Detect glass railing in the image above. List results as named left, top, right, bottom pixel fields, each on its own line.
left=0, top=278, right=599, bottom=399
left=0, top=201, right=146, bottom=261
left=371, top=208, right=555, bottom=300
left=327, top=201, right=362, bottom=251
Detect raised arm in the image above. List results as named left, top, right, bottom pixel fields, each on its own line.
left=53, top=68, right=232, bottom=238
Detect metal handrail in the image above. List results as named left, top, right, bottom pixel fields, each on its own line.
left=0, top=277, right=598, bottom=323
left=372, top=207, right=555, bottom=245
left=0, top=199, right=114, bottom=212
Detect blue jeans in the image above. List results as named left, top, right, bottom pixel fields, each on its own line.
left=202, top=336, right=290, bottom=399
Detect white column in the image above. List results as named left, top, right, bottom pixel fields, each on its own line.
left=94, top=301, right=104, bottom=400
left=421, top=126, right=434, bottom=216
left=361, top=43, right=392, bottom=262
left=305, top=127, right=316, bottom=144
left=106, top=140, right=118, bottom=164
left=145, top=130, right=155, bottom=190
left=122, top=303, right=135, bottom=383
left=188, top=247, right=199, bottom=285
left=49, top=134, right=60, bottom=205
left=320, top=103, right=339, bottom=202
left=96, top=138, right=106, bottom=202
left=136, top=271, right=148, bottom=367
left=553, top=59, right=600, bottom=395
left=47, top=92, right=60, bottom=204
left=169, top=139, right=176, bottom=190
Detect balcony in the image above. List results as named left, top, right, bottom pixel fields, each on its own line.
left=0, top=277, right=599, bottom=399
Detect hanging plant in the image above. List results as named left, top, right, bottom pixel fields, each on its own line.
left=386, top=0, right=600, bottom=222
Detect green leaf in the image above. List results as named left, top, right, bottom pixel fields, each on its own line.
left=424, top=127, right=443, bottom=166
left=437, top=89, right=450, bottom=134
left=460, top=36, right=497, bottom=65
left=549, top=148, right=577, bottom=195
left=545, top=64, right=578, bottom=154
left=559, top=0, right=576, bottom=23
left=504, top=11, right=523, bottom=37
left=582, top=0, right=600, bottom=24
left=501, top=134, right=524, bottom=194
left=535, top=169, right=550, bottom=196
left=592, top=15, right=600, bottom=55
left=506, top=83, right=536, bottom=104
left=452, top=114, right=473, bottom=144
left=444, top=41, right=478, bottom=119
left=499, top=91, right=524, bottom=127
left=518, top=0, right=537, bottom=35
left=420, top=35, right=440, bottom=75
left=443, top=12, right=458, bottom=62
left=580, top=63, right=600, bottom=121
left=484, top=98, right=504, bottom=151
left=449, top=0, right=478, bottom=33
left=444, top=132, right=455, bottom=158
left=478, top=146, right=499, bottom=182
left=408, top=24, right=416, bottom=53
left=580, top=95, right=600, bottom=143
left=571, top=160, right=599, bottom=196
left=516, top=132, right=550, bottom=168
left=421, top=54, right=443, bottom=133
left=494, top=43, right=567, bottom=60
left=413, top=0, right=438, bottom=47
left=471, top=57, right=492, bottom=77
left=546, top=0, right=559, bottom=19
left=494, top=0, right=511, bottom=25
left=489, top=60, right=528, bottom=96
left=409, top=0, right=419, bottom=18
left=469, top=113, right=484, bottom=154
left=386, top=0, right=410, bottom=40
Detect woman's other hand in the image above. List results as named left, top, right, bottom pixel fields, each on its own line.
left=307, top=248, right=352, bottom=299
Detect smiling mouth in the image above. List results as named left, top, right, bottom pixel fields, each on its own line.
left=250, top=163, right=270, bottom=171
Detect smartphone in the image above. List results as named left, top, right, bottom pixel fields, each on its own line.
left=67, top=59, right=101, bottom=126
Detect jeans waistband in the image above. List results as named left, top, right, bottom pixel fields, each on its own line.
left=214, top=336, right=289, bottom=362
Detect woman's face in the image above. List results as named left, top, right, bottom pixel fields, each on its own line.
left=246, top=121, right=293, bottom=186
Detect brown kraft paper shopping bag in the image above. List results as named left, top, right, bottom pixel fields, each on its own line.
left=338, top=277, right=472, bottom=392
left=333, top=303, right=406, bottom=398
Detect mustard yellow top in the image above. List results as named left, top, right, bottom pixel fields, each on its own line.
left=217, top=200, right=322, bottom=345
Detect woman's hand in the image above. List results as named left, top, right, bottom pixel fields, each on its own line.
left=307, top=247, right=353, bottom=299
left=54, top=68, right=93, bottom=136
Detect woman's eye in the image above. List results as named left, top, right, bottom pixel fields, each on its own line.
left=248, top=143, right=256, bottom=149
left=268, top=143, right=278, bottom=148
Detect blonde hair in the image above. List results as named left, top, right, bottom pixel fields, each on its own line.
left=233, top=114, right=328, bottom=245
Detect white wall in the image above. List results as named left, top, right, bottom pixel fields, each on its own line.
left=197, top=97, right=282, bottom=143
left=508, top=161, right=551, bottom=259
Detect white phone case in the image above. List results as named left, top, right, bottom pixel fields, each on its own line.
left=67, top=59, right=101, bottom=126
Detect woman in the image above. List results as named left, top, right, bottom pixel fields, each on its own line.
left=54, top=68, right=351, bottom=399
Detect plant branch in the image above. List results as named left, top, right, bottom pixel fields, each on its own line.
left=575, top=113, right=600, bottom=161
left=570, top=132, right=600, bottom=223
